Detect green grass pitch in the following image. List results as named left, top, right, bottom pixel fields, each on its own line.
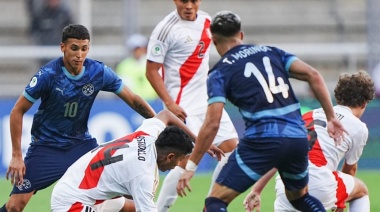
left=1, top=170, right=379, bottom=211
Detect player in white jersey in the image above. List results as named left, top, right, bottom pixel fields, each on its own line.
left=243, top=71, right=374, bottom=212
left=146, top=0, right=238, bottom=210
left=51, top=110, right=196, bottom=212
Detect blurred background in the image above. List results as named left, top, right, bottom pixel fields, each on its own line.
left=0, top=0, right=379, bottom=174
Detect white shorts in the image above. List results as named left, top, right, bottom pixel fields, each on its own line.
left=52, top=197, right=126, bottom=212
left=51, top=197, right=125, bottom=212
left=186, top=109, right=238, bottom=146
left=274, top=163, right=355, bottom=211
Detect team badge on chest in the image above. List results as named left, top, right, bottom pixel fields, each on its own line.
left=82, top=83, right=94, bottom=96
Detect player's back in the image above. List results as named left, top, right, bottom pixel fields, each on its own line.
left=208, top=44, right=306, bottom=139
left=304, top=105, right=368, bottom=171
left=51, top=126, right=160, bottom=210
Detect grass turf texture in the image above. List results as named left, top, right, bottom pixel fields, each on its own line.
left=0, top=170, right=379, bottom=211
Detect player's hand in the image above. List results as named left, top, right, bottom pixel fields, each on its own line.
left=166, top=103, right=187, bottom=122
left=243, top=191, right=261, bottom=212
left=207, top=144, right=225, bottom=161
left=177, top=170, right=195, bottom=197
left=327, top=118, right=347, bottom=146
left=6, top=155, right=26, bottom=186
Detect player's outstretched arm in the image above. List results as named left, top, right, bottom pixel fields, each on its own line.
left=177, top=102, right=224, bottom=197
left=289, top=59, right=346, bottom=145
left=154, top=109, right=196, bottom=140
left=243, top=168, right=277, bottom=212
left=117, top=85, right=156, bottom=119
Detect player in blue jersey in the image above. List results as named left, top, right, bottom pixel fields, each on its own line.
left=177, top=11, right=346, bottom=212
left=1, top=24, right=156, bottom=212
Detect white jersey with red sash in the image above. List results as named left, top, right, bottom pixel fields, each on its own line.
left=147, top=10, right=211, bottom=116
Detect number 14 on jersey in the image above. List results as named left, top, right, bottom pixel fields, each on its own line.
left=244, top=57, right=289, bottom=103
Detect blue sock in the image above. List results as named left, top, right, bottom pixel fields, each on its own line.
left=0, top=204, right=7, bottom=212
left=289, top=193, right=326, bottom=212
left=204, top=197, right=227, bottom=212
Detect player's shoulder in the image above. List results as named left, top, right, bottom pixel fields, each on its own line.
left=84, top=58, right=108, bottom=71
left=38, top=57, right=65, bottom=77
left=151, top=11, right=180, bottom=41
left=156, top=11, right=180, bottom=29
left=197, top=10, right=211, bottom=19
left=334, top=105, right=368, bottom=131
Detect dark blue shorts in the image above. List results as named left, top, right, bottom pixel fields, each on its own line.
left=216, top=137, right=309, bottom=193
left=10, top=140, right=98, bottom=195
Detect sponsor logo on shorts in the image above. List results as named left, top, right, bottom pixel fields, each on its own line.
left=17, top=179, right=31, bottom=191
left=82, top=83, right=94, bottom=96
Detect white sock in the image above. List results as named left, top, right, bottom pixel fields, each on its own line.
left=156, top=166, right=184, bottom=212
left=349, top=195, right=370, bottom=212
left=207, top=152, right=232, bottom=196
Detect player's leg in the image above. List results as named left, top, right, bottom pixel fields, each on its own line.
left=91, top=197, right=135, bottom=212
left=1, top=145, right=63, bottom=212
left=204, top=141, right=265, bottom=211
left=2, top=141, right=98, bottom=212
left=345, top=177, right=369, bottom=212
left=205, top=183, right=240, bottom=211
left=0, top=192, right=34, bottom=212
left=119, top=199, right=136, bottom=212
left=274, top=175, right=301, bottom=212
left=155, top=114, right=205, bottom=211
left=207, top=109, right=238, bottom=195
left=156, top=157, right=188, bottom=212
left=279, top=138, right=325, bottom=212
left=207, top=138, right=236, bottom=196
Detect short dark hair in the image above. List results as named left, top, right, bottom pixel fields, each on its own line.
left=62, top=24, right=90, bottom=43
left=155, top=126, right=193, bottom=156
left=334, top=70, right=375, bottom=107
left=210, top=11, right=241, bottom=37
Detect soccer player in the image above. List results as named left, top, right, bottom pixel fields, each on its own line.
left=1, top=24, right=156, bottom=212
left=50, top=110, right=195, bottom=212
left=244, top=71, right=373, bottom=212
left=271, top=71, right=372, bottom=212
left=177, top=11, right=346, bottom=212
left=146, top=0, right=238, bottom=210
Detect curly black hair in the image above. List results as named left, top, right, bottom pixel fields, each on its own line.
left=155, top=126, right=194, bottom=156
left=334, top=70, right=375, bottom=107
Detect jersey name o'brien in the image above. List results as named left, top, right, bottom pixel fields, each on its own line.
left=230, top=46, right=272, bottom=61
left=137, top=136, right=147, bottom=161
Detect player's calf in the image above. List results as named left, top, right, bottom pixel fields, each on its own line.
left=289, top=193, right=326, bottom=212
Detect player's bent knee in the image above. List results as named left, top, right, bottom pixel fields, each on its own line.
left=352, top=178, right=369, bottom=197
left=120, top=199, right=136, bottom=212
left=92, top=197, right=126, bottom=212
left=217, top=138, right=237, bottom=153
left=204, top=197, right=227, bottom=211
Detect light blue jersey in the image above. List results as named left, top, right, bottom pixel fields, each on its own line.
left=24, top=57, right=123, bottom=147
